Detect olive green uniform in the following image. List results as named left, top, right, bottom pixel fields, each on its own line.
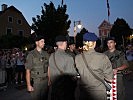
left=75, top=49, right=113, bottom=100
left=66, top=49, right=80, bottom=74
left=104, top=50, right=128, bottom=100
left=66, top=49, right=80, bottom=100
left=25, top=49, right=49, bottom=100
left=66, top=49, right=80, bottom=59
left=49, top=49, right=77, bottom=82
left=66, top=49, right=76, bottom=59
left=48, top=49, right=77, bottom=100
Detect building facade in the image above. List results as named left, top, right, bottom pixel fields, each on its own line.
left=0, top=4, right=30, bottom=37
left=98, top=20, right=112, bottom=39
left=98, top=20, right=112, bottom=47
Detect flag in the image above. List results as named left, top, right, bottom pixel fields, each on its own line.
left=106, top=0, right=110, bottom=16
left=107, top=0, right=110, bottom=8
left=61, top=0, right=64, bottom=5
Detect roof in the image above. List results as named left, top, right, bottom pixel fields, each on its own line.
left=0, top=5, right=30, bottom=28
left=0, top=5, right=22, bottom=16
left=98, top=20, right=112, bottom=29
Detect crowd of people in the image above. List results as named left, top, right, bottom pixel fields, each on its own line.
left=0, top=48, right=26, bottom=85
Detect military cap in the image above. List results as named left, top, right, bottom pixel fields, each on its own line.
left=55, top=35, right=67, bottom=42
left=68, top=39, right=75, bottom=45
left=106, top=37, right=116, bottom=42
left=83, top=32, right=98, bottom=41
left=34, top=35, right=44, bottom=41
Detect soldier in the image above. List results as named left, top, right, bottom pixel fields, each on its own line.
left=48, top=35, right=77, bottom=100
left=25, top=35, right=49, bottom=100
left=66, top=39, right=79, bottom=59
left=66, top=39, right=80, bottom=75
left=66, top=42, right=76, bottom=58
left=75, top=32, right=113, bottom=100
left=104, top=37, right=128, bottom=100
left=48, top=35, right=77, bottom=81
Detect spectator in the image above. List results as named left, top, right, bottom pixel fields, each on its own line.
left=15, top=51, right=25, bottom=84
left=125, top=44, right=133, bottom=73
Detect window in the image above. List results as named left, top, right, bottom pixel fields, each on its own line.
left=17, top=19, right=22, bottom=25
left=18, top=30, right=23, bottom=36
left=99, top=30, right=102, bottom=36
left=8, top=16, right=13, bottom=23
left=6, top=28, right=12, bottom=34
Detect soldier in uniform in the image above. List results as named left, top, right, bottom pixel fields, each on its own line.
left=25, top=35, right=49, bottom=100
left=48, top=35, right=77, bottom=100
left=66, top=39, right=79, bottom=59
left=104, top=37, right=128, bottom=100
left=48, top=35, right=77, bottom=82
left=75, top=32, right=113, bottom=100
left=66, top=39, right=80, bottom=75
left=66, top=39, right=80, bottom=100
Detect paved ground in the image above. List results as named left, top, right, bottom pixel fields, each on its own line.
left=0, top=73, right=133, bottom=100
left=0, top=82, right=32, bottom=100
left=124, top=73, right=133, bottom=100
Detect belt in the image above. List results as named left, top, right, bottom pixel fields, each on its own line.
left=32, top=76, right=48, bottom=81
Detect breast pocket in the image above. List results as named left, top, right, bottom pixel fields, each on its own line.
left=33, top=58, right=41, bottom=65
left=43, top=58, right=48, bottom=73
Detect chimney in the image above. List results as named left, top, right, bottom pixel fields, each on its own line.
left=1, top=4, right=8, bottom=11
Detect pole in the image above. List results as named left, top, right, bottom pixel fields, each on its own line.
left=74, top=21, right=76, bottom=43
left=108, top=16, right=110, bottom=22
left=61, top=0, right=64, bottom=6
left=106, top=0, right=110, bottom=22
left=73, top=20, right=82, bottom=43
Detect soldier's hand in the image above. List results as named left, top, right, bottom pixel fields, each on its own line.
left=113, top=69, right=118, bottom=75
left=27, top=85, right=34, bottom=92
left=48, top=80, right=51, bottom=86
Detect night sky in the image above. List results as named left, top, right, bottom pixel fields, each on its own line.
left=1, top=0, right=133, bottom=36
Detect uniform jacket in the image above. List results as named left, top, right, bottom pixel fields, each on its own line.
left=49, top=49, right=77, bottom=82
left=104, top=50, right=128, bottom=69
left=75, top=49, right=113, bottom=90
left=25, top=49, right=49, bottom=79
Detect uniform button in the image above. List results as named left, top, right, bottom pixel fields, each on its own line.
left=37, top=72, right=39, bottom=74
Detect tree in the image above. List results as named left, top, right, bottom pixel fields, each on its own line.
left=31, top=2, right=71, bottom=46
left=110, top=18, right=132, bottom=46
left=0, top=34, right=31, bottom=49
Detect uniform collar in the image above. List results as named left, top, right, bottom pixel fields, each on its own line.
left=34, top=48, right=43, bottom=55
left=56, top=48, right=65, bottom=53
left=107, top=49, right=118, bottom=54
left=83, top=49, right=95, bottom=55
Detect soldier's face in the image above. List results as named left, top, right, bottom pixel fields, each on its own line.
left=36, top=39, right=45, bottom=48
left=107, top=40, right=116, bottom=50
left=69, top=44, right=75, bottom=50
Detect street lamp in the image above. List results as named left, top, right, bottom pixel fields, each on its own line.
left=74, top=20, right=82, bottom=42
left=129, top=34, right=133, bottom=44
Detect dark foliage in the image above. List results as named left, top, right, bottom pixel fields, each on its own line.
left=31, top=2, right=71, bottom=46
left=110, top=18, right=132, bottom=46
left=0, top=34, right=31, bottom=49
